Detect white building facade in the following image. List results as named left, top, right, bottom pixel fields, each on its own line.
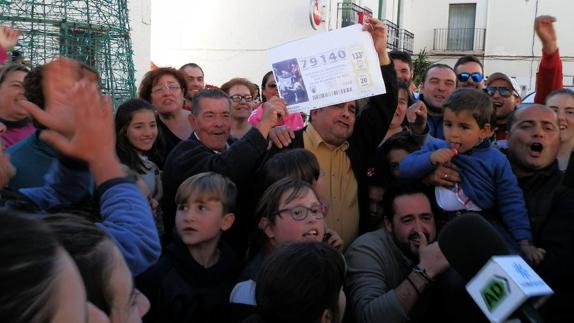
left=398, top=0, right=574, bottom=95
left=129, top=0, right=152, bottom=86
left=147, top=0, right=573, bottom=94
left=149, top=0, right=401, bottom=87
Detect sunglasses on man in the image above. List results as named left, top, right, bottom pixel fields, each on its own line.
left=457, top=72, right=484, bottom=83
left=484, top=86, right=514, bottom=98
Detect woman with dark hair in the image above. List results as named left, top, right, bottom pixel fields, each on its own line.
left=0, top=64, right=34, bottom=148
left=115, top=98, right=164, bottom=232
left=0, top=210, right=109, bottom=323
left=248, top=71, right=304, bottom=131
left=138, top=67, right=192, bottom=158
left=45, top=213, right=150, bottom=323
left=260, top=71, right=277, bottom=103
left=230, top=178, right=331, bottom=321
left=244, top=241, right=346, bottom=323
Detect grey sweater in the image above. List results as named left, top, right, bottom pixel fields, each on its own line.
left=345, top=229, right=429, bottom=323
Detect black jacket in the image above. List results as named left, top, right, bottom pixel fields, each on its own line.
left=137, top=238, right=241, bottom=323
left=161, top=127, right=269, bottom=251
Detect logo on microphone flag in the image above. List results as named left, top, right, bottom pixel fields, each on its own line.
left=466, top=256, right=553, bottom=323
left=480, top=275, right=509, bottom=312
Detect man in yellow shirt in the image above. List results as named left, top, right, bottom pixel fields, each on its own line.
left=269, top=17, right=398, bottom=247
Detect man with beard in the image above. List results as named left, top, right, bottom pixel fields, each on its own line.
left=407, top=64, right=457, bottom=139
left=345, top=182, right=449, bottom=323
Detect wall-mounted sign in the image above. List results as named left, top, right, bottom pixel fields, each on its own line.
left=310, top=0, right=323, bottom=30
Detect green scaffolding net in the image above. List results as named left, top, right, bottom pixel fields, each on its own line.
left=0, top=0, right=136, bottom=107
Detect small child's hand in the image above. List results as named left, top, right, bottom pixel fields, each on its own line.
left=520, top=242, right=546, bottom=265
left=324, top=228, right=344, bottom=251
left=431, top=148, right=456, bottom=165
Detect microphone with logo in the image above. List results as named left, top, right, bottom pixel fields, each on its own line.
left=438, top=214, right=553, bottom=323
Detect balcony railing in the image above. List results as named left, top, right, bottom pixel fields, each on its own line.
left=336, top=3, right=414, bottom=54
left=433, top=28, right=486, bottom=52
left=383, top=19, right=414, bottom=54
left=337, top=2, right=373, bottom=28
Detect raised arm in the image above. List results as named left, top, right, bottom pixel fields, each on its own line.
left=399, top=139, right=448, bottom=180
left=19, top=159, right=93, bottom=209
left=21, top=57, right=160, bottom=274
left=533, top=15, right=563, bottom=104
left=352, top=18, right=398, bottom=159
left=0, top=26, right=19, bottom=64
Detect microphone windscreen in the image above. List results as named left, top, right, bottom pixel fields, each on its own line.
left=438, top=213, right=512, bottom=281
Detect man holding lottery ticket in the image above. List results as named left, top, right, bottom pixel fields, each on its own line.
left=399, top=88, right=545, bottom=265
left=269, top=17, right=398, bottom=247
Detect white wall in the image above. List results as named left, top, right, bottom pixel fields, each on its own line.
left=150, top=0, right=337, bottom=87
left=145, top=0, right=574, bottom=93
left=129, top=0, right=152, bottom=87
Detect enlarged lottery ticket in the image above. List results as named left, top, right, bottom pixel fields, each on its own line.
left=266, top=24, right=385, bottom=115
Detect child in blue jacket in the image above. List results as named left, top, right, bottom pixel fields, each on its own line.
left=400, top=88, right=544, bottom=264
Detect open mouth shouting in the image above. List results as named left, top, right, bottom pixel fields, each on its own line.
left=528, top=142, right=544, bottom=157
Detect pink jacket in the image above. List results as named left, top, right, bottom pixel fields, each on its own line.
left=248, top=103, right=305, bottom=131
left=0, top=46, right=8, bottom=64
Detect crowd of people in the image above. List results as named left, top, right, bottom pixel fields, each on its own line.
left=0, top=14, right=572, bottom=323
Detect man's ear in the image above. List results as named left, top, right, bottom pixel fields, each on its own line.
left=514, top=95, right=522, bottom=105
left=320, top=309, right=330, bottom=323
left=480, top=123, right=492, bottom=140
left=221, top=213, right=235, bottom=232
left=384, top=216, right=393, bottom=233
left=188, top=113, right=196, bottom=128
